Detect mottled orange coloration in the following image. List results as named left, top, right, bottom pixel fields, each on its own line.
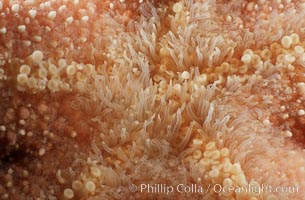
left=1, top=0, right=305, bottom=199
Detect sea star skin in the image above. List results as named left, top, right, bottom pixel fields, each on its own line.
left=1, top=0, right=305, bottom=199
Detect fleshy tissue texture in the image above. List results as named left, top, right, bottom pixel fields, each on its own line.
left=1, top=0, right=305, bottom=199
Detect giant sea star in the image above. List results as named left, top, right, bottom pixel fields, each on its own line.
left=1, top=0, right=305, bottom=199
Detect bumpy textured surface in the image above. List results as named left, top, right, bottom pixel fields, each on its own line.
left=1, top=0, right=305, bottom=199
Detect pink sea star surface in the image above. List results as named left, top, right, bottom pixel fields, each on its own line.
left=1, top=0, right=305, bottom=199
